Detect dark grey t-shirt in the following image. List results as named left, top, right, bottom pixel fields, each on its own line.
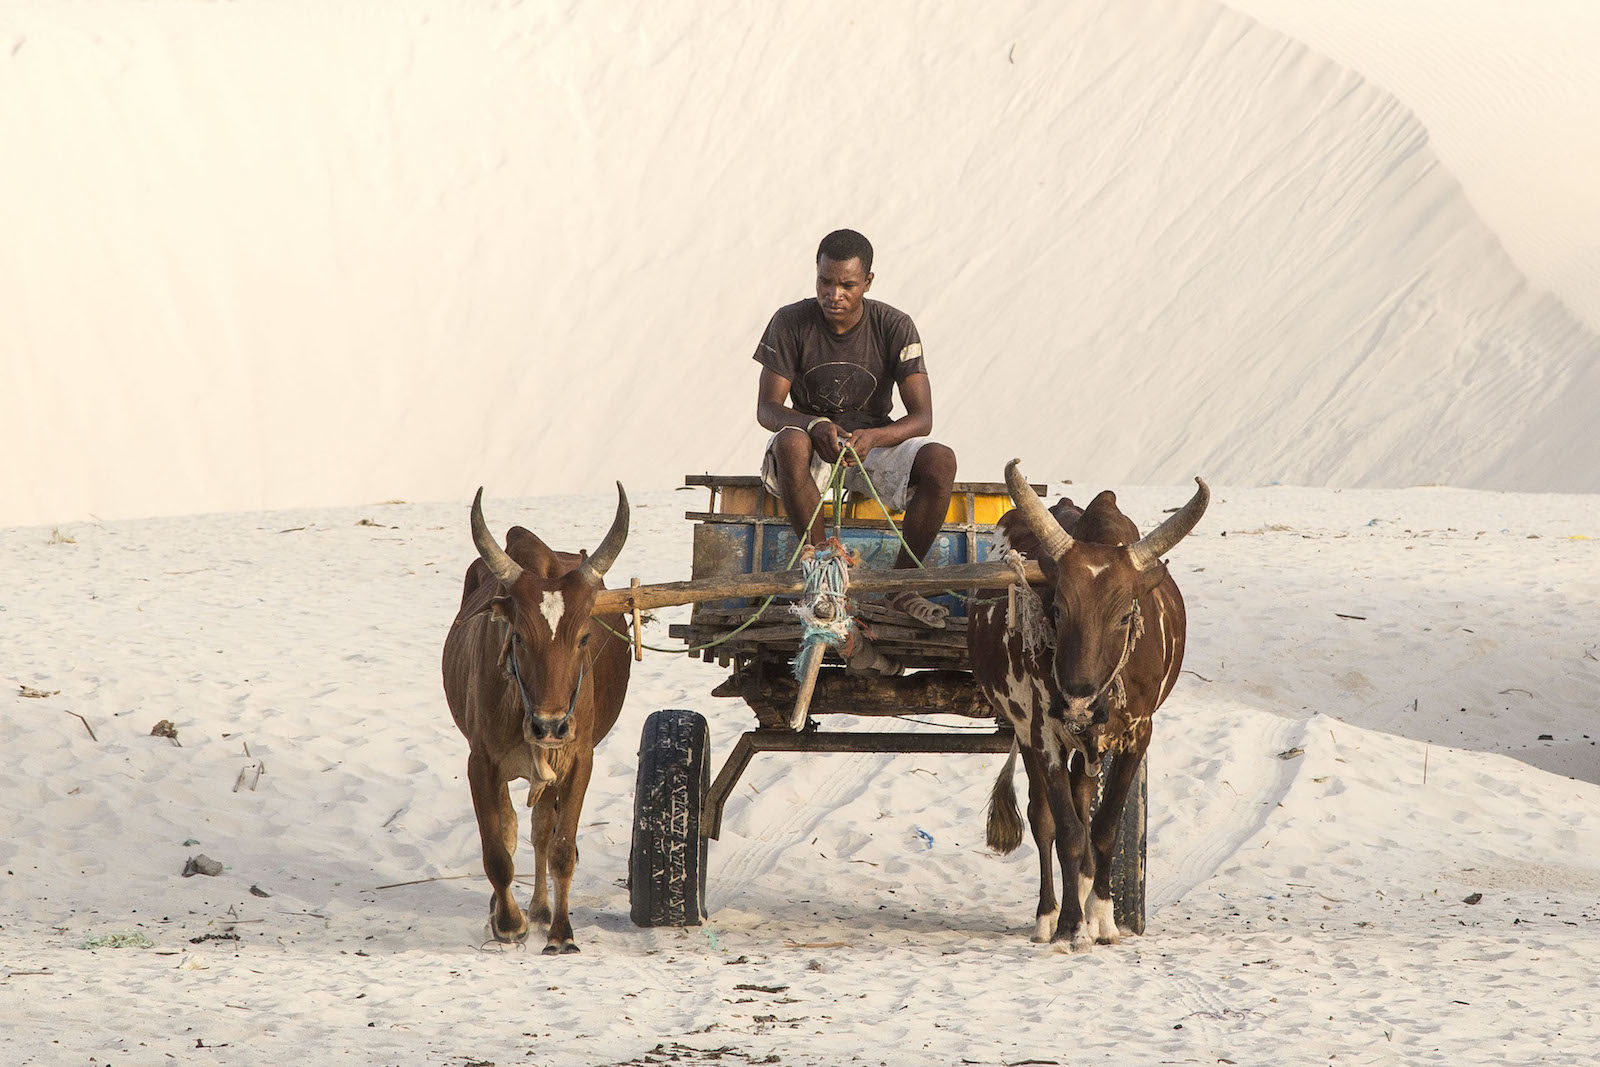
left=753, top=298, right=927, bottom=432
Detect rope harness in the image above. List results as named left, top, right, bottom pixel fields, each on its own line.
left=788, top=541, right=857, bottom=681
left=1099, top=598, right=1144, bottom=712
left=1004, top=553, right=1144, bottom=715
left=506, top=632, right=590, bottom=727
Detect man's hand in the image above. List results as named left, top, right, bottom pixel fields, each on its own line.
left=840, top=425, right=890, bottom=465
left=809, top=420, right=845, bottom=463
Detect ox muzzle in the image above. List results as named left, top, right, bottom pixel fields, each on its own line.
left=507, top=634, right=586, bottom=747
left=1050, top=685, right=1110, bottom=729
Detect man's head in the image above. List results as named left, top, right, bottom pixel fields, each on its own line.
left=815, top=229, right=874, bottom=332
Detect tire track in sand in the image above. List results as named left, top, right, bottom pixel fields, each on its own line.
left=706, top=751, right=895, bottom=908
left=1150, top=714, right=1309, bottom=911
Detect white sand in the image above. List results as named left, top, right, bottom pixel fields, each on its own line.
left=2, top=485, right=1597, bottom=1064
left=4, top=1, right=1599, bottom=1063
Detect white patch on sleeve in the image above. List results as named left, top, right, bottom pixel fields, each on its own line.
left=898, top=342, right=922, bottom=364
left=539, top=591, right=565, bottom=634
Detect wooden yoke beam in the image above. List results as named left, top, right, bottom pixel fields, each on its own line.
left=591, top=559, right=1045, bottom=616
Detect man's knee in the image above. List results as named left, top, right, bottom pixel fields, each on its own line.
left=913, top=443, right=957, bottom=489
left=771, top=426, right=814, bottom=475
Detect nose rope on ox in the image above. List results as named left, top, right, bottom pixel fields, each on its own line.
left=506, top=633, right=590, bottom=740
left=1048, top=597, right=1144, bottom=730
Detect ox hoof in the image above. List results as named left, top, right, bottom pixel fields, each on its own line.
left=483, top=921, right=529, bottom=946
left=485, top=897, right=530, bottom=944
left=542, top=940, right=579, bottom=956
left=1050, top=930, right=1094, bottom=954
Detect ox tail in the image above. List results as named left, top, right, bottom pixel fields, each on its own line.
left=986, top=741, right=1025, bottom=854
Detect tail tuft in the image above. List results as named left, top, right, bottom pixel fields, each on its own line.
left=985, top=742, right=1025, bottom=854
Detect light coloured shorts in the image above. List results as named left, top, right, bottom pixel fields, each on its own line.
left=761, top=430, right=931, bottom=513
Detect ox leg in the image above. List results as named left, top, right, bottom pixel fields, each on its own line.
left=1086, top=743, right=1148, bottom=945
left=1043, top=756, right=1093, bottom=953
left=1018, top=747, right=1059, bottom=943
left=468, top=751, right=527, bottom=943
left=527, top=784, right=557, bottom=927
left=543, top=753, right=595, bottom=955
left=1071, top=757, right=1102, bottom=941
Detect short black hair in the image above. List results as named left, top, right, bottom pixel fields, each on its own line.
left=816, top=229, right=873, bottom=274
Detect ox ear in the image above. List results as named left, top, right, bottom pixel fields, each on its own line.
left=1132, top=557, right=1169, bottom=598
left=488, top=594, right=515, bottom=625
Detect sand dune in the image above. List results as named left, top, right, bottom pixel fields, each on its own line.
left=4, top=1, right=1598, bottom=528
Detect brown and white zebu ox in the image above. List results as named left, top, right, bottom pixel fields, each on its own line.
left=970, top=460, right=1208, bottom=951
left=442, top=486, right=632, bottom=952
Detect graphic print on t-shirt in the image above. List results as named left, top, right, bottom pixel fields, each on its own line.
left=803, top=362, right=879, bottom=414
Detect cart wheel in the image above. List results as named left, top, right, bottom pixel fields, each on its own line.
left=629, top=709, right=710, bottom=927
left=1093, top=751, right=1147, bottom=936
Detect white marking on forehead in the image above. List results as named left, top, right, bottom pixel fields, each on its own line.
left=1080, top=561, right=1108, bottom=579
left=539, top=591, right=565, bottom=634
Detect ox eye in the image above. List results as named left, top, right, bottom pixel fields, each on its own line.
left=578, top=633, right=591, bottom=648
left=1119, top=609, right=1134, bottom=626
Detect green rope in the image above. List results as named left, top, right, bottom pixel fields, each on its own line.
left=594, top=451, right=855, bottom=653
left=836, top=441, right=1007, bottom=606
left=597, top=439, right=1018, bottom=657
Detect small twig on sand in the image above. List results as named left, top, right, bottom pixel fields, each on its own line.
left=1182, top=670, right=1213, bottom=682
left=373, top=874, right=537, bottom=891
left=1423, top=743, right=1430, bottom=786
left=1334, top=613, right=1366, bottom=621
left=232, top=761, right=264, bottom=792
left=782, top=939, right=850, bottom=949
left=64, top=710, right=97, bottom=741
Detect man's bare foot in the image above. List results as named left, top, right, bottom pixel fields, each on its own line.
left=888, top=590, right=950, bottom=629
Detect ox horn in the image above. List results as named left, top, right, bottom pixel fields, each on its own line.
left=577, top=482, right=630, bottom=587
left=1129, top=477, right=1210, bottom=571
left=470, top=487, right=524, bottom=586
left=1005, top=459, right=1073, bottom=560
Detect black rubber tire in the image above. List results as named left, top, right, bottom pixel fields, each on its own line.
left=629, top=709, right=711, bottom=927
left=1094, top=751, right=1148, bottom=935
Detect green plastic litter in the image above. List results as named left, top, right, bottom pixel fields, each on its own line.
left=80, top=932, right=154, bottom=949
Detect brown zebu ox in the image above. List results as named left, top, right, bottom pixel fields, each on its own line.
left=970, top=460, right=1208, bottom=951
left=442, top=486, right=632, bottom=952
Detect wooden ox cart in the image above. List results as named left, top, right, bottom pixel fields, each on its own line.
left=590, top=475, right=1148, bottom=934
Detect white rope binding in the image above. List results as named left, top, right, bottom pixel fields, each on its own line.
left=1003, top=549, right=1052, bottom=656
left=789, top=543, right=855, bottom=678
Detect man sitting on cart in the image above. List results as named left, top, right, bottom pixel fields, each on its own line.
left=753, top=228, right=958, bottom=628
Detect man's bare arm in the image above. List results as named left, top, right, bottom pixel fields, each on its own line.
left=758, top=367, right=845, bottom=461
left=756, top=368, right=811, bottom=432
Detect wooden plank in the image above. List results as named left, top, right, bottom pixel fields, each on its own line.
left=683, top=474, right=1046, bottom=496
left=667, top=623, right=970, bottom=653
left=594, top=558, right=1044, bottom=615
left=713, top=667, right=998, bottom=718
